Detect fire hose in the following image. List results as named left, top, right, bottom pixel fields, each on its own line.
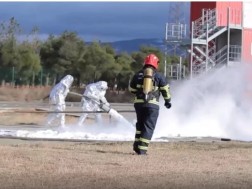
left=68, top=91, right=135, bottom=127
left=68, top=91, right=135, bottom=112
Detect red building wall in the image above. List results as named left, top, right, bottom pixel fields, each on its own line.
left=190, top=2, right=216, bottom=26
left=216, top=2, right=242, bottom=26
left=242, top=29, right=252, bottom=63
left=190, top=1, right=242, bottom=26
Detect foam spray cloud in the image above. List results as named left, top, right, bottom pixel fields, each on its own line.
left=154, top=64, right=252, bottom=141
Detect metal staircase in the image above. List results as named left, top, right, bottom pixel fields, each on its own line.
left=189, top=8, right=242, bottom=78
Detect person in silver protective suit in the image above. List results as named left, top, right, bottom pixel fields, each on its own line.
left=77, top=81, right=110, bottom=126
left=46, top=75, right=74, bottom=127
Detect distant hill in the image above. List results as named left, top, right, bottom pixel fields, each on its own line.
left=104, top=38, right=190, bottom=56
left=108, top=38, right=164, bottom=53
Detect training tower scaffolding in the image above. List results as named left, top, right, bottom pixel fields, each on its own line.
left=189, top=1, right=252, bottom=78
left=164, top=22, right=187, bottom=80
left=164, top=2, right=186, bottom=80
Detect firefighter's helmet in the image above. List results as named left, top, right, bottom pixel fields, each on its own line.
left=144, top=54, right=159, bottom=69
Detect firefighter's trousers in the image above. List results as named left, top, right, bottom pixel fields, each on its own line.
left=133, top=105, right=159, bottom=154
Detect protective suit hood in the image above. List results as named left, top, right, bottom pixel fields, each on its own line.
left=95, top=81, right=108, bottom=90
left=60, top=75, right=74, bottom=88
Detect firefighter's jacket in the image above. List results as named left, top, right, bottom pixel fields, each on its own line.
left=129, top=68, right=171, bottom=109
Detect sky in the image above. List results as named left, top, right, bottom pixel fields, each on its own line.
left=0, top=1, right=189, bottom=42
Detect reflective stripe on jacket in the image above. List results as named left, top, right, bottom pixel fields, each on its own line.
left=129, top=68, right=171, bottom=108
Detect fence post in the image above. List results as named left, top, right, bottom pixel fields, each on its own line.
left=40, top=68, right=43, bottom=86
left=32, top=71, right=35, bottom=86
left=12, top=66, right=15, bottom=87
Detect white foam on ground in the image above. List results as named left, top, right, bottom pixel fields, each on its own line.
left=0, top=120, right=136, bottom=141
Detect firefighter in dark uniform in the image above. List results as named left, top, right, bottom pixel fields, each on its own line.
left=129, top=54, right=171, bottom=155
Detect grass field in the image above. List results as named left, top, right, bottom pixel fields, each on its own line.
left=0, top=101, right=252, bottom=189
left=0, top=138, right=251, bottom=189
left=1, top=71, right=252, bottom=188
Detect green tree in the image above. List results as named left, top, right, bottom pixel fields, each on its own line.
left=0, top=39, right=20, bottom=68
left=40, top=31, right=86, bottom=85
left=17, top=42, right=41, bottom=85
left=115, top=52, right=134, bottom=90
left=0, top=17, right=22, bottom=84
left=82, top=41, right=115, bottom=84
left=0, top=17, right=21, bottom=69
left=102, top=43, right=116, bottom=56
left=130, top=51, right=146, bottom=72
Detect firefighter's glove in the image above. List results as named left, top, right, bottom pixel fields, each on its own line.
left=164, top=101, right=172, bottom=109
left=99, top=100, right=110, bottom=108
left=99, top=100, right=104, bottom=108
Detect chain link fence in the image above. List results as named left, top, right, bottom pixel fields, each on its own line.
left=0, top=67, right=55, bottom=87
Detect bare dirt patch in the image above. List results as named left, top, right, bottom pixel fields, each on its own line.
left=0, top=86, right=133, bottom=102
left=0, top=87, right=51, bottom=101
